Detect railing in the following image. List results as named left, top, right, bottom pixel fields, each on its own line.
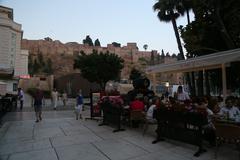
left=153, top=107, right=208, bottom=157
left=99, top=101, right=125, bottom=132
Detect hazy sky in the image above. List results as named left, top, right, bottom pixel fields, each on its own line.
left=0, top=0, right=193, bottom=54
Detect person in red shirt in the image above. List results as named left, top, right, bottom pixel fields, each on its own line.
left=130, top=97, right=145, bottom=111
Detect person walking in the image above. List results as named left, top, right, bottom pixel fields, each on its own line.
left=62, top=91, right=68, bottom=107
left=75, top=90, right=83, bottom=120
left=51, top=88, right=58, bottom=110
left=33, top=88, right=43, bottom=122
left=18, top=88, right=24, bottom=110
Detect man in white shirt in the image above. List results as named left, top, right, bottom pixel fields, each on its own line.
left=146, top=99, right=157, bottom=123
left=177, top=86, right=190, bottom=101
left=51, top=88, right=58, bottom=110
left=219, top=97, right=240, bottom=119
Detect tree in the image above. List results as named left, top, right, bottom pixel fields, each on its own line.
left=33, top=59, right=40, bottom=74
left=172, top=53, right=177, bottom=58
left=192, top=0, right=236, bottom=49
left=143, top=44, right=148, bottom=51
left=166, top=52, right=170, bottom=57
left=153, top=0, right=185, bottom=60
left=129, top=68, right=142, bottom=81
left=180, top=0, right=193, bottom=24
left=83, top=35, right=93, bottom=46
left=94, top=39, right=101, bottom=46
left=157, top=53, right=161, bottom=63
left=112, top=42, right=121, bottom=47
left=150, top=51, right=155, bottom=65
left=161, top=49, right=165, bottom=58
left=28, top=54, right=34, bottom=76
left=43, top=58, right=53, bottom=74
left=37, top=52, right=44, bottom=65
left=74, top=50, right=124, bottom=90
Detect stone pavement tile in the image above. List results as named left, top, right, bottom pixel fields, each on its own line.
left=0, top=137, right=33, bottom=146
left=8, top=148, right=58, bottom=160
left=33, top=120, right=71, bottom=130
left=127, top=150, right=192, bottom=160
left=91, top=130, right=126, bottom=140
left=42, top=111, right=75, bottom=119
left=60, top=125, right=93, bottom=136
left=0, top=155, right=9, bottom=160
left=34, top=127, right=65, bottom=140
left=122, top=134, right=178, bottom=153
left=0, top=121, right=33, bottom=144
left=55, top=143, right=109, bottom=160
left=1, top=127, right=33, bottom=143
left=0, top=138, right=51, bottom=155
left=2, top=112, right=36, bottom=122
left=7, top=120, right=35, bottom=127
left=107, top=128, right=145, bottom=138
left=50, top=132, right=103, bottom=148
left=93, top=139, right=148, bottom=160
left=81, top=122, right=114, bottom=133
left=0, top=122, right=11, bottom=140
left=210, top=145, right=239, bottom=160
left=168, top=144, right=200, bottom=159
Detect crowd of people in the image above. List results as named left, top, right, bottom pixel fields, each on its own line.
left=14, top=87, right=84, bottom=123
left=103, top=85, right=238, bottom=146
left=125, top=86, right=240, bottom=122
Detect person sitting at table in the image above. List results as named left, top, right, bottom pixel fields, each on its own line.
left=146, top=98, right=157, bottom=123
left=218, top=96, right=240, bottom=120
left=208, top=98, right=221, bottom=114
left=176, top=86, right=190, bottom=102
left=196, top=97, right=215, bottom=146
left=129, top=97, right=145, bottom=111
left=129, top=96, right=145, bottom=128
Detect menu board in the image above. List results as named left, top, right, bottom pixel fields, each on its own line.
left=91, top=92, right=101, bottom=117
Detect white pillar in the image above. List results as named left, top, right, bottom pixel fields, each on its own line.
left=203, top=68, right=206, bottom=95
left=152, top=73, right=157, bottom=94
left=221, top=63, right=227, bottom=101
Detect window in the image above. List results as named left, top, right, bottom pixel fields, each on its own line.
left=13, top=83, right=18, bottom=91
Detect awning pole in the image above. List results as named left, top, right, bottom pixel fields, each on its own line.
left=221, top=63, right=227, bottom=101
left=203, top=68, right=205, bottom=96
left=152, top=73, right=156, bottom=94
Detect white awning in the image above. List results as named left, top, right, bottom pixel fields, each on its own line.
left=146, top=48, right=240, bottom=74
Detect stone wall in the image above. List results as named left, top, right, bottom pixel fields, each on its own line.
left=21, top=39, right=156, bottom=79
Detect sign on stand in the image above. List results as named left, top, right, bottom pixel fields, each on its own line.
left=90, top=92, right=102, bottom=118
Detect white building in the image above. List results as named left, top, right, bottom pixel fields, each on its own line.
left=0, top=5, right=29, bottom=95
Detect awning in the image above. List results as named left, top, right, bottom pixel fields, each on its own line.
left=146, top=49, right=240, bottom=74
left=0, top=68, right=14, bottom=78
left=146, top=48, right=240, bottom=100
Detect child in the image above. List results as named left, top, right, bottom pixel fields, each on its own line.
left=75, top=90, right=83, bottom=120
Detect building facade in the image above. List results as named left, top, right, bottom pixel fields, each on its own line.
left=0, top=5, right=29, bottom=94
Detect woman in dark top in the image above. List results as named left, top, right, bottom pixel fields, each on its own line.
left=34, top=89, right=43, bottom=122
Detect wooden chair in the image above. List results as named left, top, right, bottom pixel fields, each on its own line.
left=214, top=122, right=240, bottom=159
left=129, top=110, right=146, bottom=128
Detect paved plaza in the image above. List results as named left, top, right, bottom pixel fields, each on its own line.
left=0, top=96, right=239, bottom=160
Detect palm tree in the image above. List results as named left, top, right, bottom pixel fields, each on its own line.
left=153, top=0, right=185, bottom=60
left=193, top=0, right=235, bottom=49
left=178, top=0, right=196, bottom=95
left=180, top=0, right=193, bottom=24
left=143, top=44, right=148, bottom=51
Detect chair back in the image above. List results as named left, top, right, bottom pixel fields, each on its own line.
left=130, top=110, right=145, bottom=121
left=215, top=123, right=240, bottom=140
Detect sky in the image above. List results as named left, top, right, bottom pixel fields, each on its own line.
left=0, top=0, right=193, bottom=54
